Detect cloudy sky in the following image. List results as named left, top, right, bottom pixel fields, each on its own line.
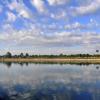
left=0, top=0, right=100, bottom=54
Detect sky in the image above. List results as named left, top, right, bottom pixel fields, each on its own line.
left=0, top=0, right=100, bottom=54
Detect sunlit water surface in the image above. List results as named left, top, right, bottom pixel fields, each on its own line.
left=0, top=63, right=100, bottom=100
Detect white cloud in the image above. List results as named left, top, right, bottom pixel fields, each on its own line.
left=8, top=0, right=30, bottom=19
left=64, top=21, right=100, bottom=30
left=47, top=0, right=69, bottom=6
left=31, top=0, right=47, bottom=13
left=65, top=22, right=82, bottom=30
left=8, top=0, right=18, bottom=10
left=6, top=11, right=16, bottom=22
left=74, top=0, right=100, bottom=15
left=2, top=0, right=100, bottom=21
left=0, top=0, right=100, bottom=54
left=1, top=24, right=100, bottom=49
left=51, top=11, right=67, bottom=19
left=18, top=10, right=30, bottom=18
left=0, top=22, right=100, bottom=54
left=48, top=0, right=100, bottom=19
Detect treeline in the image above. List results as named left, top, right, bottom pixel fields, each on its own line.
left=0, top=52, right=100, bottom=58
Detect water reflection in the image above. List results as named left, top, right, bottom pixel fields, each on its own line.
left=3, top=62, right=12, bottom=68
left=0, top=62, right=93, bottom=68
left=0, top=63, right=99, bottom=100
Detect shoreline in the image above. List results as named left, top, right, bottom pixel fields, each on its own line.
left=1, top=58, right=100, bottom=64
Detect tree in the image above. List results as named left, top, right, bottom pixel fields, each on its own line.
left=20, top=53, right=24, bottom=58
left=96, top=50, right=99, bottom=53
left=59, top=53, right=63, bottom=57
left=5, top=52, right=12, bottom=58
left=25, top=53, right=29, bottom=58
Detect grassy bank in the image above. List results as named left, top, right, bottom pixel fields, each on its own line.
left=0, top=58, right=100, bottom=64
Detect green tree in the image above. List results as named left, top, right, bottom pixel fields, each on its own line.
left=5, top=52, right=12, bottom=58
left=96, top=50, right=99, bottom=53
left=20, top=53, right=24, bottom=58
left=25, top=53, right=29, bottom=58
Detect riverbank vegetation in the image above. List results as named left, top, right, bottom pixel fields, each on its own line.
left=0, top=52, right=100, bottom=59
left=0, top=52, right=100, bottom=64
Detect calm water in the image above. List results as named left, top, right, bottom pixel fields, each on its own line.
left=0, top=63, right=100, bottom=100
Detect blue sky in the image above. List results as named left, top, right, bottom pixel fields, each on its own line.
left=0, top=0, right=100, bottom=54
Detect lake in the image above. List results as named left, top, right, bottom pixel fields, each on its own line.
left=0, top=63, right=100, bottom=100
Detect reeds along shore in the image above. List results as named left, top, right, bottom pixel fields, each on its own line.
left=0, top=58, right=100, bottom=64
left=1, top=52, right=100, bottom=64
